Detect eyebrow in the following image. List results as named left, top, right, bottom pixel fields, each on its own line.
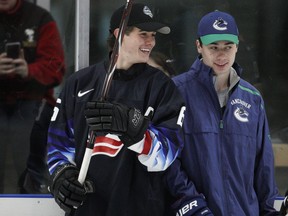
left=139, top=30, right=157, bottom=33
left=210, top=41, right=234, bottom=45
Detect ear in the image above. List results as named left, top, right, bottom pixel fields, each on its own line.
left=196, top=40, right=202, bottom=54
left=235, top=44, right=239, bottom=53
left=113, top=28, right=119, bottom=38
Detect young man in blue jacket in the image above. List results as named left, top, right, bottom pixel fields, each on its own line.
left=173, top=10, right=288, bottom=215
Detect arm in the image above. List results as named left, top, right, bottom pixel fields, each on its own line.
left=28, top=21, right=65, bottom=87
left=84, top=81, right=186, bottom=172
left=47, top=96, right=75, bottom=174
left=129, top=118, right=185, bottom=172
left=254, top=99, right=279, bottom=215
left=164, top=158, right=214, bottom=215
left=47, top=83, right=94, bottom=214
left=129, top=80, right=186, bottom=172
left=47, top=75, right=77, bottom=174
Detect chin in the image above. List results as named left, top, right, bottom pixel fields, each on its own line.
left=136, top=59, right=148, bottom=64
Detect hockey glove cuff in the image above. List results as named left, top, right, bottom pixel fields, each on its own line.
left=49, top=163, right=94, bottom=214
left=120, top=106, right=149, bottom=146
left=172, top=194, right=214, bottom=216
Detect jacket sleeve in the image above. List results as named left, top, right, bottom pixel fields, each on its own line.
left=127, top=80, right=186, bottom=172
left=28, top=21, right=65, bottom=87
left=47, top=84, right=75, bottom=174
left=254, top=98, right=279, bottom=215
left=164, top=158, right=214, bottom=216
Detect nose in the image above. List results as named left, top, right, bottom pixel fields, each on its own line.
left=216, top=48, right=228, bottom=58
left=145, top=35, right=155, bottom=46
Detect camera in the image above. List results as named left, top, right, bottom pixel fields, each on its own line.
left=5, top=42, right=21, bottom=59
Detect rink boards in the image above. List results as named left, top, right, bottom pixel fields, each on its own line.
left=0, top=194, right=284, bottom=216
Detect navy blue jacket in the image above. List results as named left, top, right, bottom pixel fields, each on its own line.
left=172, top=57, right=279, bottom=215
left=48, top=62, right=185, bottom=216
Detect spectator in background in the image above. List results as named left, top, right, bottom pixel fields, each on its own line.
left=0, top=0, right=65, bottom=193
left=20, top=99, right=55, bottom=194
left=148, top=51, right=176, bottom=77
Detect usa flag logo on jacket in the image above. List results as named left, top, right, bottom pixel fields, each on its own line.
left=92, top=134, right=124, bottom=157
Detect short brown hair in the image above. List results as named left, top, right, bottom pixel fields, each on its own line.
left=106, top=26, right=134, bottom=52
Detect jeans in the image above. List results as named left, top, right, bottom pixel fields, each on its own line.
left=0, top=100, right=40, bottom=193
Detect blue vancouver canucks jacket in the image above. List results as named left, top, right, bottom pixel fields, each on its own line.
left=172, top=57, right=279, bottom=216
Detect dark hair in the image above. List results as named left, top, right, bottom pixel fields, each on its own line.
left=149, top=51, right=176, bottom=77
left=198, top=38, right=203, bottom=46
left=107, top=26, right=134, bottom=51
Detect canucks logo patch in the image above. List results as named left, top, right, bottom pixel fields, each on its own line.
left=234, top=107, right=249, bottom=122
left=231, top=98, right=251, bottom=123
left=213, top=18, right=228, bottom=31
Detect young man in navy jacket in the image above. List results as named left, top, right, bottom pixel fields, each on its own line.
left=173, top=10, right=288, bottom=215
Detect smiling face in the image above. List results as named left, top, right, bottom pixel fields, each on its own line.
left=0, top=0, right=17, bottom=12
left=115, top=27, right=156, bottom=69
left=197, top=40, right=238, bottom=76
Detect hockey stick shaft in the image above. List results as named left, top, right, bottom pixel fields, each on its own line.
left=100, top=1, right=133, bottom=100
left=78, top=0, right=133, bottom=184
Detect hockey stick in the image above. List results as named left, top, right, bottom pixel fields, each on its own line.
left=78, top=0, right=134, bottom=184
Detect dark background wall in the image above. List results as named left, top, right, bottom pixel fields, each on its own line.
left=89, top=0, right=288, bottom=142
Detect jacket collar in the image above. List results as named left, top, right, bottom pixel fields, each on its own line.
left=190, top=55, right=242, bottom=81
left=187, top=56, right=242, bottom=97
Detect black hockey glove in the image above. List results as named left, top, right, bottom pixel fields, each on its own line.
left=49, top=164, right=94, bottom=214
left=280, top=190, right=288, bottom=216
left=172, top=195, right=214, bottom=216
left=84, top=101, right=149, bottom=146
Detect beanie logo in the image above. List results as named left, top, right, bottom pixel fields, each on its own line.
left=143, top=6, right=153, bottom=18
left=213, top=18, right=228, bottom=31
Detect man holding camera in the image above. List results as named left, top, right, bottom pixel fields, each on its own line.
left=0, top=0, right=65, bottom=193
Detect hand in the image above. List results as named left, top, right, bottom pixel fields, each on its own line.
left=172, top=195, right=214, bottom=216
left=280, top=190, right=288, bottom=216
left=84, top=101, right=149, bottom=146
left=13, top=49, right=28, bottom=77
left=0, top=51, right=28, bottom=77
left=0, top=53, right=14, bottom=75
left=49, top=164, right=94, bottom=214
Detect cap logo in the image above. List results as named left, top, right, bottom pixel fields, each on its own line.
left=212, top=17, right=228, bottom=31
left=143, top=6, right=153, bottom=18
